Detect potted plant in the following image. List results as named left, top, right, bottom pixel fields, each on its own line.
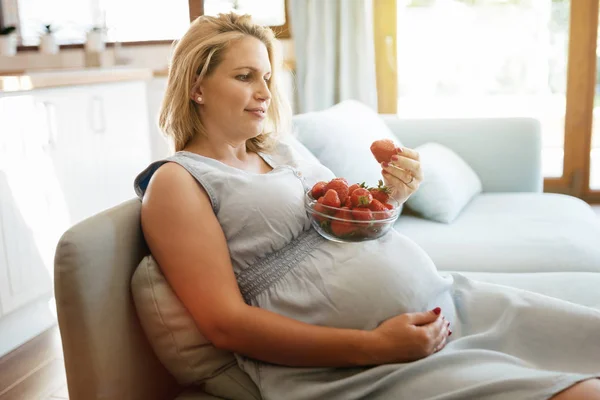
left=0, top=26, right=17, bottom=56
left=39, top=24, right=59, bottom=54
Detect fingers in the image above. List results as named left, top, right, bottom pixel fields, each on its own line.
left=409, top=307, right=443, bottom=326
left=382, top=164, right=416, bottom=188
left=395, top=146, right=420, bottom=162
left=389, top=155, right=423, bottom=181
left=433, top=317, right=452, bottom=353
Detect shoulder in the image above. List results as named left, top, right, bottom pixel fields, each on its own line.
left=142, top=162, right=212, bottom=214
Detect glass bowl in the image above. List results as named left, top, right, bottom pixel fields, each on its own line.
left=304, top=191, right=401, bottom=243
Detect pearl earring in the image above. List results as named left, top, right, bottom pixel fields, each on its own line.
left=196, top=96, right=202, bottom=102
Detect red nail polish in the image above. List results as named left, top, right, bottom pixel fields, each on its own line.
left=391, top=155, right=399, bottom=161
left=396, top=147, right=403, bottom=153
left=382, top=162, right=389, bottom=167
left=433, top=307, right=441, bottom=315
left=449, top=331, right=453, bottom=336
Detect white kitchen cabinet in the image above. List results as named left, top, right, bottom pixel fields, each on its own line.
left=32, top=80, right=152, bottom=225
left=0, top=94, right=61, bottom=316
left=0, top=79, right=152, bottom=357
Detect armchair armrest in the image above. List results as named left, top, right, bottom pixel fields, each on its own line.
left=381, top=115, right=543, bottom=193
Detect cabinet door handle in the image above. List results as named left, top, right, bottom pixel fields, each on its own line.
left=40, top=101, right=58, bottom=150
left=90, top=96, right=106, bottom=134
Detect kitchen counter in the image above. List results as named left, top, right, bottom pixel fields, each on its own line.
left=0, top=66, right=154, bottom=93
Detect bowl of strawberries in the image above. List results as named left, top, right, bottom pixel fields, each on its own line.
left=304, top=177, right=401, bottom=243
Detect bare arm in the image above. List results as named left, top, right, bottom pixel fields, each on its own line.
left=141, top=163, right=448, bottom=368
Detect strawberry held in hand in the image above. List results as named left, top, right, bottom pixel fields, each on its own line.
left=370, top=139, right=401, bottom=164
left=371, top=140, right=423, bottom=205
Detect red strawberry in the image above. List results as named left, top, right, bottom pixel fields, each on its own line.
left=348, top=182, right=366, bottom=196
left=370, top=139, right=400, bottom=164
left=324, top=179, right=349, bottom=204
left=322, top=189, right=341, bottom=208
left=331, top=208, right=358, bottom=237
left=384, top=203, right=394, bottom=210
left=311, top=181, right=327, bottom=199
left=368, top=199, right=391, bottom=219
left=350, top=188, right=373, bottom=208
left=313, top=196, right=328, bottom=221
left=352, top=207, right=373, bottom=221
left=369, top=179, right=392, bottom=204
left=332, top=177, right=348, bottom=184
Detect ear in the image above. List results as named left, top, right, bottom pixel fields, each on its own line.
left=190, top=77, right=204, bottom=104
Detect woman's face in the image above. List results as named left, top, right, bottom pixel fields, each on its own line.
left=197, top=35, right=272, bottom=143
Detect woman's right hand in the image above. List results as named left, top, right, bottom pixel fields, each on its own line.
left=368, top=308, right=451, bottom=365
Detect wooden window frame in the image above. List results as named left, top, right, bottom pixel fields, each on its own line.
left=5, top=0, right=289, bottom=52
left=544, top=0, right=600, bottom=203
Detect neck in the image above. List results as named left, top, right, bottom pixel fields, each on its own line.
left=184, top=134, right=252, bottom=163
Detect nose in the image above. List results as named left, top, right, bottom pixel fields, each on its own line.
left=254, top=79, right=271, bottom=102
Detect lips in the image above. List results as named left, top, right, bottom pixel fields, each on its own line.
left=245, top=107, right=266, bottom=119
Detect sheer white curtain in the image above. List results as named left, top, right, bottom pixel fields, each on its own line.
left=288, top=0, right=378, bottom=113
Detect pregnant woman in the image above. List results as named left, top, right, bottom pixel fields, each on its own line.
left=134, top=12, right=600, bottom=399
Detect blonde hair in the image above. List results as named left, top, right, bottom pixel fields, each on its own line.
left=158, top=13, right=290, bottom=154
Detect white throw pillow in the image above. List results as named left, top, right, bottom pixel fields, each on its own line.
left=406, top=142, right=482, bottom=223
left=291, top=100, right=402, bottom=193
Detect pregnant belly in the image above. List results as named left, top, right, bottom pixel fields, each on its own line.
left=254, top=230, right=457, bottom=330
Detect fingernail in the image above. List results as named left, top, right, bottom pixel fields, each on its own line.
left=391, top=155, right=399, bottom=161
left=432, top=307, right=441, bottom=315
left=382, top=162, right=389, bottom=167
left=396, top=147, right=403, bottom=153
left=449, top=330, right=453, bottom=336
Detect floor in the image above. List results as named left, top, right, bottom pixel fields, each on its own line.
left=1, top=206, right=599, bottom=400
left=0, top=325, right=67, bottom=400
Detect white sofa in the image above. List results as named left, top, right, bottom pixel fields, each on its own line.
left=54, top=102, right=600, bottom=400
left=290, top=102, right=600, bottom=310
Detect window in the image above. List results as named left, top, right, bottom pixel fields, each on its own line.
left=15, top=0, right=190, bottom=46
left=396, top=0, right=571, bottom=179
left=5, top=0, right=288, bottom=46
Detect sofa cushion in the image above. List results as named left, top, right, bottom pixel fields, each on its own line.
left=396, top=193, right=600, bottom=273
left=456, top=272, right=600, bottom=310
left=291, top=100, right=402, bottom=209
left=131, top=256, right=261, bottom=400
left=406, top=142, right=482, bottom=223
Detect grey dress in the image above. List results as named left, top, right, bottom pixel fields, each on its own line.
left=134, top=140, right=600, bottom=400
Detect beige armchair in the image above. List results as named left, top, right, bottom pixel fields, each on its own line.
left=54, top=199, right=221, bottom=400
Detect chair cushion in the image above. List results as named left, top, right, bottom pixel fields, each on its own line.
left=131, top=256, right=261, bottom=400
left=457, top=271, right=600, bottom=310
left=406, top=142, right=482, bottom=223
left=396, top=192, right=600, bottom=273
left=291, top=99, right=403, bottom=211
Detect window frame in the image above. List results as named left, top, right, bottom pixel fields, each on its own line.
left=1, top=0, right=289, bottom=52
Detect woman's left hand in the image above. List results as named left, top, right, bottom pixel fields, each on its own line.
left=380, top=147, right=423, bottom=205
